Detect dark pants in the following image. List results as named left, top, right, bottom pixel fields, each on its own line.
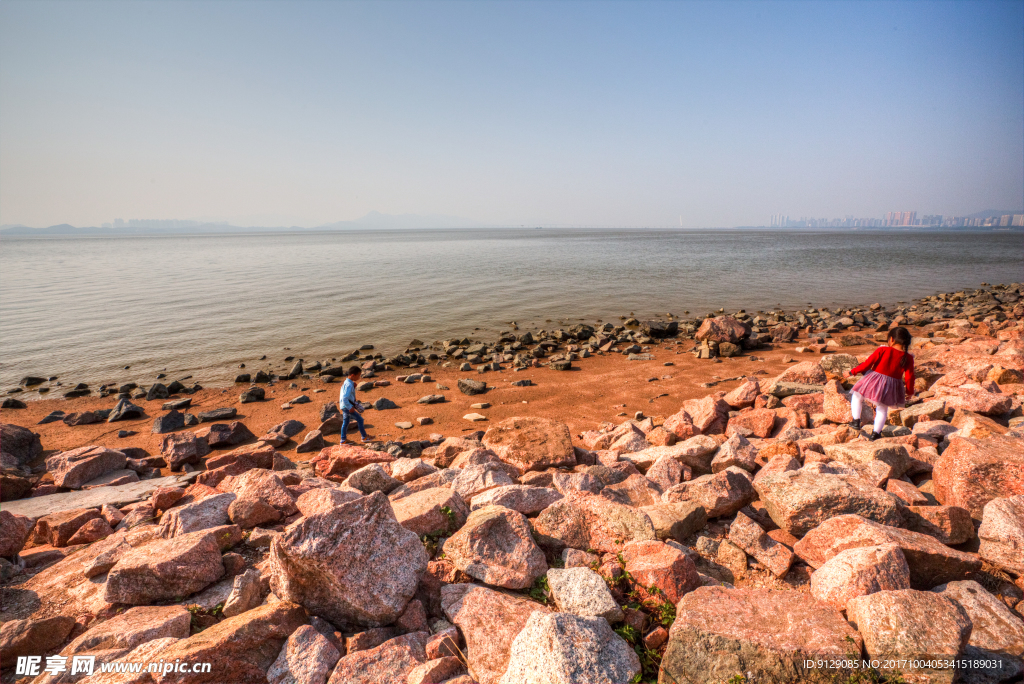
left=341, top=409, right=367, bottom=440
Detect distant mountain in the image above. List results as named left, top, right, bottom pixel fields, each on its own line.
left=966, top=209, right=1023, bottom=219
left=1, top=211, right=487, bottom=235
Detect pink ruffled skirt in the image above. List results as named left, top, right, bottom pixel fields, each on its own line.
left=852, top=370, right=906, bottom=408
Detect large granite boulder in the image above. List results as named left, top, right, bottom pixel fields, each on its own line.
left=149, top=601, right=307, bottom=683
left=60, top=605, right=191, bottom=656
left=531, top=493, right=656, bottom=555
left=313, top=444, right=395, bottom=481
left=794, top=514, right=982, bottom=588
left=933, top=435, right=1024, bottom=519
left=442, top=505, right=547, bottom=590
left=754, top=468, right=903, bottom=536
left=809, top=544, right=910, bottom=612
left=104, top=527, right=227, bottom=604
left=659, top=587, right=863, bottom=684
left=469, top=485, right=563, bottom=515
left=269, top=491, right=427, bottom=627
left=391, top=487, right=469, bottom=537
left=441, top=583, right=550, bottom=684
left=482, top=417, right=576, bottom=472
left=621, top=539, right=701, bottom=604
left=846, top=589, right=971, bottom=684
left=267, top=624, right=341, bottom=684
left=328, top=632, right=428, bottom=684
left=662, top=467, right=755, bottom=518
left=932, top=580, right=1024, bottom=683
left=45, top=446, right=126, bottom=489
left=499, top=613, right=640, bottom=684
left=978, top=494, right=1024, bottom=574
left=695, top=316, right=749, bottom=344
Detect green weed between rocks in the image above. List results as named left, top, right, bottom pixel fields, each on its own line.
left=527, top=575, right=551, bottom=605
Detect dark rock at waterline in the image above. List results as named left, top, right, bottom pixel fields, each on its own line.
left=1, top=398, right=27, bottom=409
left=199, top=407, right=237, bottom=422
left=183, top=413, right=199, bottom=426
left=162, top=398, right=192, bottom=411
left=38, top=411, right=66, bottom=424
left=253, top=371, right=271, bottom=383
left=166, top=380, right=186, bottom=394
left=146, top=383, right=169, bottom=401
left=240, top=387, right=265, bottom=404
left=373, top=397, right=398, bottom=410
left=20, top=376, right=46, bottom=386
left=0, top=423, right=42, bottom=466
left=288, top=360, right=303, bottom=378
left=108, top=399, right=145, bottom=422
left=640, top=320, right=679, bottom=338
left=458, top=378, right=487, bottom=396
left=152, top=410, right=185, bottom=434
left=235, top=374, right=251, bottom=383
left=63, top=388, right=90, bottom=398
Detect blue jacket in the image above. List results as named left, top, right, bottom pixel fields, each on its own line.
left=340, top=378, right=358, bottom=411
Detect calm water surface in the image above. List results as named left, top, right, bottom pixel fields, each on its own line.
left=1, top=229, right=1021, bottom=392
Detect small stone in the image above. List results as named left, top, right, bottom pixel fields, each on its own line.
left=546, top=567, right=623, bottom=622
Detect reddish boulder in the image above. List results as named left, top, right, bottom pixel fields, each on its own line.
left=104, top=527, right=226, bottom=604
left=267, top=624, right=341, bottom=684
left=66, top=517, right=114, bottom=545
left=392, top=487, right=469, bottom=536
left=846, top=589, right=971, bottom=683
left=482, top=417, right=576, bottom=472
left=442, top=505, right=547, bottom=590
left=663, top=408, right=698, bottom=440
left=754, top=469, right=903, bottom=536
left=728, top=511, right=793, bottom=578
left=662, top=467, right=755, bottom=518
left=978, top=494, right=1024, bottom=574
left=695, top=316, right=749, bottom=344
left=809, top=544, right=910, bottom=612
left=313, top=444, right=395, bottom=481
left=0, top=510, right=33, bottom=556
left=724, top=379, right=760, bottom=409
left=441, top=583, right=550, bottom=684
left=532, top=493, right=656, bottom=555
left=659, top=587, right=863, bottom=684
left=774, top=361, right=827, bottom=385
left=295, top=486, right=362, bottom=517
left=196, top=421, right=255, bottom=448
left=726, top=408, right=776, bottom=438
left=150, top=601, right=307, bottom=683
left=0, top=616, right=76, bottom=663
left=621, top=540, right=700, bottom=604
left=933, top=434, right=1024, bottom=519
left=904, top=505, right=975, bottom=545
left=682, top=395, right=731, bottom=434
left=269, top=491, right=427, bottom=627
left=794, top=514, right=982, bottom=588
left=45, top=446, right=126, bottom=489
left=33, top=507, right=103, bottom=548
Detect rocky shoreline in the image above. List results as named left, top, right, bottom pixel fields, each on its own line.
left=1, top=281, right=1023, bottom=684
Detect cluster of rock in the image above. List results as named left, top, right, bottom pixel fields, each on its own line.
left=1, top=283, right=1023, bottom=684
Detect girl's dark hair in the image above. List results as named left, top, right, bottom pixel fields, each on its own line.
left=348, top=365, right=362, bottom=376
left=889, top=326, right=913, bottom=368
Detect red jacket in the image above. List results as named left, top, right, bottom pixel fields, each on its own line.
left=851, top=346, right=915, bottom=396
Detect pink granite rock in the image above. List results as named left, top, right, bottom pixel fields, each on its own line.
left=621, top=539, right=700, bottom=604
left=794, top=514, right=982, bottom=588
left=754, top=468, right=903, bottom=536
left=904, top=505, right=975, bottom=545
left=695, top=316, right=749, bottom=344
left=933, top=434, right=1024, bottom=519
left=267, top=624, right=341, bottom=684
left=846, top=589, right=971, bottom=683
left=482, top=417, right=576, bottom=472
left=728, top=511, right=793, bottom=578
left=269, top=491, right=427, bottom=626
left=442, top=505, right=547, bottom=590
left=313, top=444, right=395, bottom=481
left=470, top=484, right=563, bottom=515
left=809, top=544, right=910, bottom=612
left=711, top=433, right=758, bottom=473
left=978, top=494, right=1024, bottom=574
left=294, top=486, right=362, bottom=517
left=724, top=379, right=761, bottom=409
left=774, top=361, right=827, bottom=385
left=104, top=527, right=226, bottom=604
left=660, top=587, right=863, bottom=684
left=532, top=493, right=657, bottom=555
left=392, top=486, right=469, bottom=536
left=66, top=517, right=114, bottom=545
left=33, top=507, right=103, bottom=547
left=663, top=467, right=755, bottom=518
left=45, top=446, right=126, bottom=489
left=441, top=583, right=550, bottom=684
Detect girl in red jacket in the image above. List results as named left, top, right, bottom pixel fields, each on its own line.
left=844, top=326, right=915, bottom=440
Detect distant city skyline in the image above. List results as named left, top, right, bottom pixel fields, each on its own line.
left=1, top=1, right=1021, bottom=228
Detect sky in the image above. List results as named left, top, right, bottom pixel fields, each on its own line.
left=1, top=0, right=1022, bottom=229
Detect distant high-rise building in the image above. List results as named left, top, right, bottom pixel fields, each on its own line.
left=1013, top=214, right=1024, bottom=227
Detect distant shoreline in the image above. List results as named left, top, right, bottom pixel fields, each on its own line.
left=2, top=225, right=1022, bottom=238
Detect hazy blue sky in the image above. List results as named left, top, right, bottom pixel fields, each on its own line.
left=1, top=0, right=1021, bottom=228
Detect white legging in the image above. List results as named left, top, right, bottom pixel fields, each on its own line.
left=851, top=391, right=890, bottom=434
